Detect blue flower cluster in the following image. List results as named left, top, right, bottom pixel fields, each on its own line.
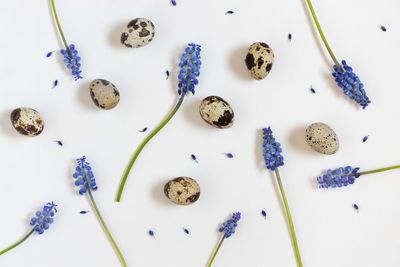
left=317, top=166, right=360, bottom=188
left=73, top=156, right=98, bottom=195
left=262, top=127, right=284, bottom=171
left=332, top=60, right=370, bottom=109
left=178, top=43, right=201, bottom=95
left=219, top=212, right=241, bottom=238
left=60, top=44, right=82, bottom=80
left=30, top=202, right=57, bottom=235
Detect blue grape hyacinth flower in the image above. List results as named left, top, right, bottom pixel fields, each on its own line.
left=61, top=44, right=82, bottom=80
left=317, top=164, right=400, bottom=189
left=117, top=43, right=202, bottom=202
left=0, top=201, right=58, bottom=256
left=73, top=156, right=127, bottom=266
left=262, top=127, right=284, bottom=171
left=208, top=212, right=241, bottom=266
left=332, top=60, right=370, bottom=109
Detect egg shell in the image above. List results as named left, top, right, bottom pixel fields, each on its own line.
left=305, top=122, right=339, bottom=155
left=245, top=42, right=274, bottom=80
left=120, top=18, right=155, bottom=48
left=199, top=96, right=234, bottom=129
left=164, top=177, right=200, bottom=205
left=89, top=79, right=120, bottom=110
left=10, top=108, right=44, bottom=137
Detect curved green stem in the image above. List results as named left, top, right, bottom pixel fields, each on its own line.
left=50, top=0, right=71, bottom=54
left=0, top=228, right=35, bottom=255
left=116, top=93, right=186, bottom=202
left=305, top=0, right=343, bottom=72
left=207, top=235, right=225, bottom=267
left=87, top=190, right=127, bottom=266
left=359, top=165, right=400, bottom=176
left=274, top=168, right=303, bottom=267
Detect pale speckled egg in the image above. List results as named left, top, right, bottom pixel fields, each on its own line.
left=89, top=79, right=120, bottom=110
left=10, top=108, right=44, bottom=137
left=199, top=96, right=234, bottom=129
left=306, top=122, right=339, bottom=155
left=120, top=18, right=155, bottom=48
left=245, top=42, right=274, bottom=80
left=164, top=177, right=200, bottom=205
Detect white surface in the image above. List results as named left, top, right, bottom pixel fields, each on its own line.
left=1, top=0, right=400, bottom=266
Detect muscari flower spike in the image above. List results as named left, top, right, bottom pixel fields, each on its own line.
left=0, top=201, right=58, bottom=256
left=178, top=43, right=201, bottom=95
left=306, top=0, right=370, bottom=108
left=73, top=156, right=97, bottom=195
left=317, top=166, right=360, bottom=189
left=262, top=127, right=284, bottom=171
left=207, top=212, right=241, bottom=267
left=73, top=156, right=127, bottom=266
left=332, top=60, right=370, bottom=109
left=116, top=43, right=202, bottom=202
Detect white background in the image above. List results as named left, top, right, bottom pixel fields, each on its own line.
left=1, top=0, right=400, bottom=266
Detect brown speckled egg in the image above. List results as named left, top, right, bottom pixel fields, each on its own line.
left=164, top=177, right=200, bottom=205
left=245, top=42, right=274, bottom=80
left=306, top=122, right=339, bottom=155
left=199, top=96, right=234, bottom=129
left=89, top=79, right=120, bottom=110
left=10, top=108, right=44, bottom=137
left=120, top=18, right=155, bottom=48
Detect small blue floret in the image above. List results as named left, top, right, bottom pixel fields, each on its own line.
left=262, top=127, right=284, bottom=171
left=218, top=212, right=241, bottom=238
left=30, top=202, right=57, bottom=234
left=73, top=156, right=98, bottom=194
left=60, top=44, right=82, bottom=80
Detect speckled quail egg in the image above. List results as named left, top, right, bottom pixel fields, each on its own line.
left=89, top=79, right=120, bottom=110
left=245, top=42, right=274, bottom=80
left=120, top=18, right=155, bottom=48
left=306, top=122, right=339, bottom=154
left=164, top=177, right=200, bottom=205
left=10, top=108, right=44, bottom=137
left=199, top=96, right=234, bottom=129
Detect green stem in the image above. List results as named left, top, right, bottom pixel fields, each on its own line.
left=87, top=189, right=127, bottom=267
left=207, top=235, right=225, bottom=267
left=116, top=93, right=186, bottom=202
left=274, top=167, right=303, bottom=267
left=50, top=0, right=71, bottom=54
left=0, top=228, right=35, bottom=255
left=305, top=0, right=343, bottom=72
left=359, top=165, right=400, bottom=176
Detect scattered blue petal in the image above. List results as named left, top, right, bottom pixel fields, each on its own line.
left=171, top=0, right=176, bottom=6
left=225, top=10, right=234, bottom=15
left=166, top=70, right=170, bottom=79
left=225, top=153, right=234, bottom=158
left=353, top=203, right=359, bottom=211
left=310, top=87, right=316, bottom=93
left=261, top=210, right=267, bottom=218
left=53, top=80, right=58, bottom=88
left=362, top=136, right=369, bottom=143
left=148, top=230, right=155, bottom=237
left=317, top=166, right=361, bottom=189
left=380, top=25, right=387, bottom=32
left=79, top=210, right=89, bottom=214
left=46, top=51, right=54, bottom=57
left=183, top=228, right=189, bottom=234
left=54, top=140, right=63, bottom=146
left=288, top=33, right=292, bottom=41
left=139, top=127, right=148, bottom=133
left=191, top=154, right=198, bottom=162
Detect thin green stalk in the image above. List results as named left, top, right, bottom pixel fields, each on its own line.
left=116, top=93, right=186, bottom=202
left=207, top=235, right=226, bottom=267
left=50, top=0, right=71, bottom=54
left=87, top=189, right=127, bottom=267
left=0, top=228, right=35, bottom=255
left=274, top=167, right=303, bottom=267
left=305, top=0, right=343, bottom=72
left=359, top=165, right=400, bottom=176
